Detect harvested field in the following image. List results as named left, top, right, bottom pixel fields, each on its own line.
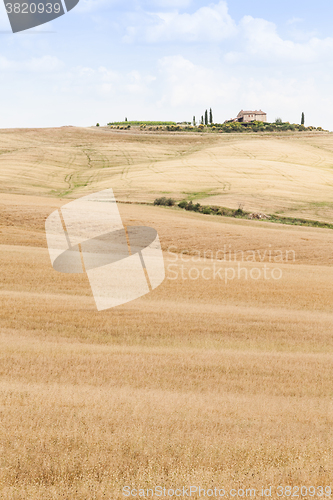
left=1, top=127, right=333, bottom=221
left=0, top=129, right=332, bottom=498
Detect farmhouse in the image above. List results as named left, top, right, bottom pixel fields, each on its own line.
left=236, top=110, right=267, bottom=122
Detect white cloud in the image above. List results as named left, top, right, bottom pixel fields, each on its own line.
left=0, top=54, right=62, bottom=72
left=229, top=16, right=333, bottom=63
left=26, top=55, right=63, bottom=71
left=122, top=2, right=333, bottom=67
left=157, top=55, right=238, bottom=108
left=124, top=1, right=237, bottom=43
left=125, top=70, right=156, bottom=94
left=53, top=64, right=155, bottom=100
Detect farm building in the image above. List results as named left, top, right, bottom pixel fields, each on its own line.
left=236, top=110, right=267, bottom=122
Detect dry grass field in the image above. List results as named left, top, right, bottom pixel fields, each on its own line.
left=0, top=128, right=333, bottom=499
left=1, top=127, right=333, bottom=220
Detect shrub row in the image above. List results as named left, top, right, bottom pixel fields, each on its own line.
left=209, top=121, right=325, bottom=133
left=177, top=200, right=247, bottom=217
left=153, top=198, right=333, bottom=230
left=105, top=121, right=326, bottom=133
left=109, top=125, right=131, bottom=130
left=153, top=197, right=176, bottom=206
left=141, top=125, right=164, bottom=130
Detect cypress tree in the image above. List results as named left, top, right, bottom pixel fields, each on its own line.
left=205, top=109, right=208, bottom=125
left=301, top=112, right=305, bottom=125
left=193, top=116, right=196, bottom=126
left=209, top=108, right=213, bottom=124
left=201, top=115, right=204, bottom=125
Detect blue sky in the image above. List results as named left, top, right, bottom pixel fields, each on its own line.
left=1, top=0, right=333, bottom=129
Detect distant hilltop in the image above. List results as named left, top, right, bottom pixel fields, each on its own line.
left=103, top=109, right=326, bottom=132
left=102, top=120, right=325, bottom=133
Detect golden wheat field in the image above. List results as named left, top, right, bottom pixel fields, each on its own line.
left=0, top=127, right=333, bottom=499
left=2, top=127, right=333, bottom=220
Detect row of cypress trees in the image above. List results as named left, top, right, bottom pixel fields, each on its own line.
left=192, top=108, right=213, bottom=126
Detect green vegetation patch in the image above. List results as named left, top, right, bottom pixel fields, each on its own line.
left=154, top=198, right=333, bottom=230
left=153, top=197, right=176, bottom=207
left=209, top=121, right=325, bottom=133
left=108, top=121, right=177, bottom=126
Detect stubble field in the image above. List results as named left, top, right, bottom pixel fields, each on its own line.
left=0, top=127, right=333, bottom=499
